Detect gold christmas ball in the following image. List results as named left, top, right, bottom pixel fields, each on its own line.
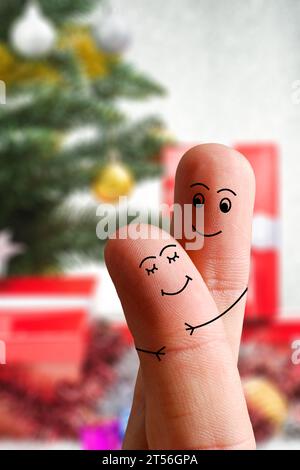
left=243, top=377, right=288, bottom=429
left=92, top=161, right=134, bottom=203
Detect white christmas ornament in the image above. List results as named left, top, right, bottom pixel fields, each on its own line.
left=10, top=1, right=56, bottom=58
left=93, top=9, right=131, bottom=54
left=0, top=230, right=25, bottom=277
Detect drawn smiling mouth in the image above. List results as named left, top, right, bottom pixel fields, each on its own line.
left=192, top=224, right=222, bottom=237
left=161, top=275, right=192, bottom=296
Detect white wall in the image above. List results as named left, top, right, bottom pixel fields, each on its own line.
left=112, top=0, right=300, bottom=314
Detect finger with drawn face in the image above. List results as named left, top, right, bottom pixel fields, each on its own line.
left=174, top=144, right=255, bottom=358
left=105, top=225, right=255, bottom=450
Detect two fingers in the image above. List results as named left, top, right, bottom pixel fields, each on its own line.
left=105, top=144, right=255, bottom=449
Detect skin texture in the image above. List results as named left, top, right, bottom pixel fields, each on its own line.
left=105, top=144, right=256, bottom=450
left=175, top=144, right=255, bottom=357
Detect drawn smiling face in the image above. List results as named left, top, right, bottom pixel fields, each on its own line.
left=174, top=145, right=254, bottom=258
left=191, top=182, right=237, bottom=237
left=139, top=243, right=193, bottom=296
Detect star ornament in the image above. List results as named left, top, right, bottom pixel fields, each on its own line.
left=0, top=230, right=25, bottom=276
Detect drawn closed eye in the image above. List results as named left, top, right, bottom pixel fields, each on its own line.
left=167, top=252, right=179, bottom=263
left=146, top=264, right=158, bottom=275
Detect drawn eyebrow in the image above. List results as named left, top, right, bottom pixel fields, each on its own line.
left=159, top=244, right=177, bottom=256
left=190, top=182, right=210, bottom=190
left=139, top=256, right=156, bottom=268
left=217, top=188, right=237, bottom=196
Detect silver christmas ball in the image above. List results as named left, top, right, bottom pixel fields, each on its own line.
left=10, top=1, right=56, bottom=58
left=93, top=11, right=131, bottom=54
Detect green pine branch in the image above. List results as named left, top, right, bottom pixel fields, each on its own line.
left=0, top=0, right=168, bottom=276
left=93, top=62, right=165, bottom=100
left=1, top=84, right=125, bottom=129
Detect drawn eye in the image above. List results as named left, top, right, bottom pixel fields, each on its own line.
left=219, top=197, right=231, bottom=213
left=146, top=264, right=158, bottom=276
left=193, top=192, right=205, bottom=208
left=167, top=252, right=179, bottom=263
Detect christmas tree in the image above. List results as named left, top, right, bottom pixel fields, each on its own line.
left=0, top=0, right=166, bottom=275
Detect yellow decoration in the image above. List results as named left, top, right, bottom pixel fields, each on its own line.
left=0, top=44, right=59, bottom=87
left=92, top=161, right=134, bottom=203
left=243, top=377, right=288, bottom=429
left=0, top=26, right=113, bottom=88
left=59, top=27, right=113, bottom=79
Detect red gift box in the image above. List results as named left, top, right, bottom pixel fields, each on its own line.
left=0, top=276, right=96, bottom=296
left=242, top=319, right=300, bottom=346
left=161, top=143, right=280, bottom=321
left=0, top=311, right=87, bottom=364
left=0, top=276, right=97, bottom=366
left=235, top=143, right=280, bottom=321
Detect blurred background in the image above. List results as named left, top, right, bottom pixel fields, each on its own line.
left=0, top=0, right=300, bottom=450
